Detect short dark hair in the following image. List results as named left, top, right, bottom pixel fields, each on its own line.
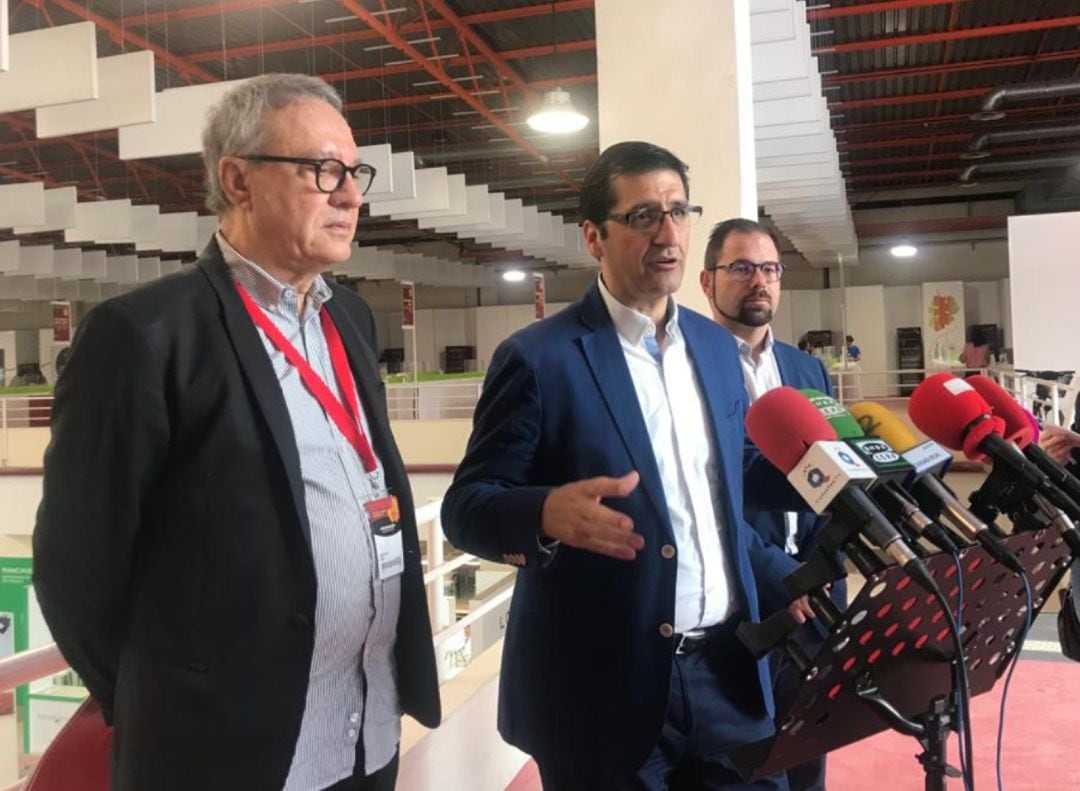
left=703, top=218, right=780, bottom=270
left=578, top=141, right=690, bottom=235
left=846, top=335, right=855, bottom=343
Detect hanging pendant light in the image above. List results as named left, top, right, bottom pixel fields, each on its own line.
left=527, top=88, right=589, bottom=134
left=526, top=2, right=589, bottom=135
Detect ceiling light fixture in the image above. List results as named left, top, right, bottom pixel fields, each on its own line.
left=526, top=2, right=589, bottom=135
left=502, top=270, right=527, bottom=283
left=890, top=244, right=918, bottom=258
left=527, top=88, right=589, bottom=134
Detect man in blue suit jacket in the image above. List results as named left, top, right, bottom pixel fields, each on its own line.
left=442, top=143, right=808, bottom=790
left=700, top=218, right=843, bottom=791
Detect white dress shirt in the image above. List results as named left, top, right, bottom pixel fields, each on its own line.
left=598, top=277, right=738, bottom=633
left=734, top=327, right=799, bottom=556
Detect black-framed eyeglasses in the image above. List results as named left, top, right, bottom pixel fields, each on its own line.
left=604, top=204, right=703, bottom=233
left=239, top=155, right=378, bottom=195
left=707, top=259, right=785, bottom=282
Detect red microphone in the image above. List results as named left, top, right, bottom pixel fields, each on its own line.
left=966, top=375, right=1080, bottom=539
left=908, top=372, right=1006, bottom=463
left=910, top=373, right=1080, bottom=531
left=745, top=386, right=837, bottom=474
left=747, top=387, right=931, bottom=584
left=965, top=374, right=1035, bottom=446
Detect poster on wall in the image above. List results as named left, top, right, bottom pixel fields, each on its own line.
left=401, top=281, right=415, bottom=329
left=921, top=281, right=964, bottom=369
left=533, top=273, right=545, bottom=321
left=51, top=301, right=71, bottom=343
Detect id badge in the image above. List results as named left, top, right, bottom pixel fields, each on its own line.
left=365, top=495, right=404, bottom=579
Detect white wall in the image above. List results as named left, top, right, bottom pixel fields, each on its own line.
left=0, top=331, right=15, bottom=386
left=1008, top=211, right=1080, bottom=370
left=844, top=285, right=889, bottom=396
left=883, top=285, right=922, bottom=372
left=783, top=290, right=824, bottom=347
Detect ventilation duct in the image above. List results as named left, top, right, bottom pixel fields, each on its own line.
left=971, top=78, right=1080, bottom=121
left=959, top=154, right=1080, bottom=184
left=961, top=123, right=1080, bottom=160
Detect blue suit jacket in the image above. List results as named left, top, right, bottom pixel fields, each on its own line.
left=441, top=284, right=798, bottom=777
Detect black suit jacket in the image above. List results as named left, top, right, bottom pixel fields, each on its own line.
left=33, top=241, right=440, bottom=791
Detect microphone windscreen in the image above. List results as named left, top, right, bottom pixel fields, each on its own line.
left=746, top=386, right=837, bottom=474
left=850, top=401, right=920, bottom=452
left=965, top=374, right=1035, bottom=447
left=908, top=373, right=994, bottom=451
left=961, top=414, right=1007, bottom=462
left=802, top=389, right=864, bottom=440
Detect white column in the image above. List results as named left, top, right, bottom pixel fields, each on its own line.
left=594, top=0, right=757, bottom=316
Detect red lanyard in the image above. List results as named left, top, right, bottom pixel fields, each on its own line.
left=235, top=282, right=378, bottom=474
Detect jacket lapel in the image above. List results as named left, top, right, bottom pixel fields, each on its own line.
left=577, top=285, right=671, bottom=534
left=198, top=245, right=313, bottom=548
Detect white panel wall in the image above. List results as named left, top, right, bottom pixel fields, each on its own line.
left=1008, top=211, right=1080, bottom=370
left=785, top=289, right=824, bottom=346
left=999, top=278, right=1012, bottom=349
left=963, top=281, right=1002, bottom=330
left=771, top=297, right=793, bottom=346
left=883, top=285, right=921, bottom=372
left=0, top=331, right=15, bottom=385
left=844, top=285, right=888, bottom=396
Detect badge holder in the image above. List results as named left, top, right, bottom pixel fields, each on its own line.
left=732, top=529, right=1073, bottom=790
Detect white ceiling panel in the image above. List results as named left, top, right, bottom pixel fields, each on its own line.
left=36, top=51, right=155, bottom=138
left=0, top=22, right=97, bottom=113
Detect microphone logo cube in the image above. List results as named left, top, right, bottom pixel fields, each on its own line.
left=788, top=441, right=877, bottom=514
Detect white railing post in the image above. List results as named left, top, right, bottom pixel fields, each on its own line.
left=1, top=398, right=7, bottom=468
left=425, top=508, right=447, bottom=633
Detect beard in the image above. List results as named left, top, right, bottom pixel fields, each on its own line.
left=736, top=302, right=773, bottom=327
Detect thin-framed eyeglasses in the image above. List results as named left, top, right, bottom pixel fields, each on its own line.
left=239, top=155, right=378, bottom=195
left=604, top=204, right=703, bottom=233
left=707, top=259, right=785, bottom=282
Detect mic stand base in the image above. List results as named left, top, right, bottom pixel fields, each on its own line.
left=855, top=675, right=961, bottom=791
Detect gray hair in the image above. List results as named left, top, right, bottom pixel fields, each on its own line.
left=201, top=73, right=344, bottom=215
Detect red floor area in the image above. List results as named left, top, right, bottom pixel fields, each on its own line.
left=506, top=658, right=1079, bottom=790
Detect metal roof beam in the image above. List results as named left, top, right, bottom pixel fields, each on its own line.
left=335, top=0, right=578, bottom=190
left=814, top=15, right=1080, bottom=55
left=808, top=0, right=972, bottom=20
left=824, top=49, right=1080, bottom=86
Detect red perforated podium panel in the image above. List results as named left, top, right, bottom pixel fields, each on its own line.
left=25, top=698, right=111, bottom=791
left=732, top=529, right=1071, bottom=780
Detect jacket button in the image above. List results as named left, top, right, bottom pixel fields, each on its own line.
left=659, top=623, right=674, bottom=638
left=186, top=661, right=208, bottom=673
left=291, top=613, right=312, bottom=628
left=661, top=544, right=676, bottom=559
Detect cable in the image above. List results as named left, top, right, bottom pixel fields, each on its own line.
left=923, top=572, right=974, bottom=791
left=951, top=551, right=973, bottom=791
left=996, top=573, right=1034, bottom=791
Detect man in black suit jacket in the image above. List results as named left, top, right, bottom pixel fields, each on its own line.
left=700, top=218, right=842, bottom=791
left=33, top=74, right=439, bottom=791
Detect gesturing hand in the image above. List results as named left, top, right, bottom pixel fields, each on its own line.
left=1040, top=425, right=1080, bottom=465
left=540, top=472, right=644, bottom=561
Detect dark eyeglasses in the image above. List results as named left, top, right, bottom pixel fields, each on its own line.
left=707, top=260, right=785, bottom=282
left=239, top=155, right=378, bottom=195
left=604, top=204, right=703, bottom=233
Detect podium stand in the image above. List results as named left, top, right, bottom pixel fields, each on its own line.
left=731, top=528, right=1071, bottom=782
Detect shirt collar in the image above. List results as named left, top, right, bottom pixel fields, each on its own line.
left=736, top=325, right=775, bottom=360
left=597, top=274, right=680, bottom=346
left=216, top=230, right=333, bottom=314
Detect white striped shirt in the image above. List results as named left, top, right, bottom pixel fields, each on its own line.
left=218, top=234, right=400, bottom=789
